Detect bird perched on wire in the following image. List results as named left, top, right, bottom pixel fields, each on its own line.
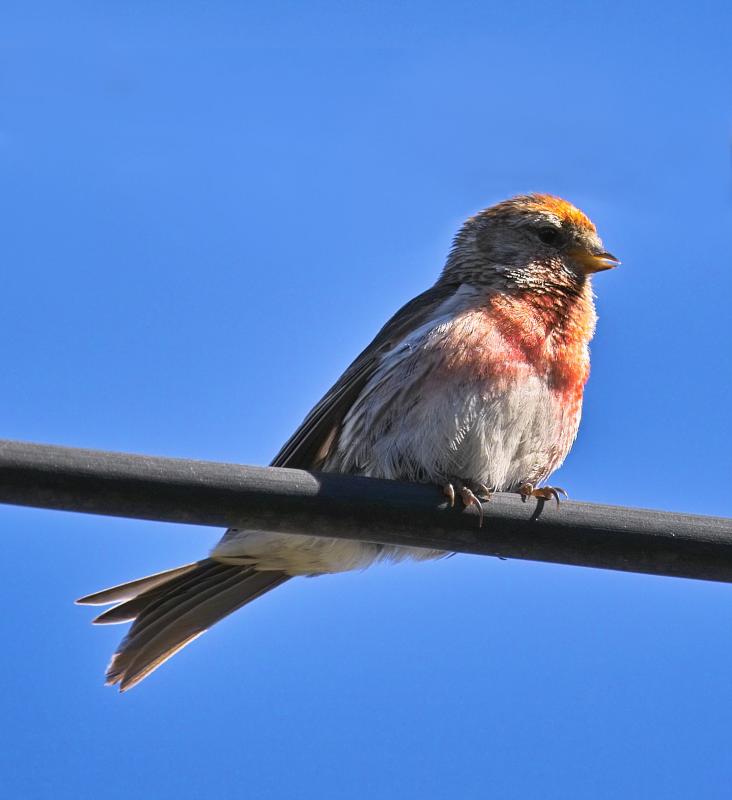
left=77, top=193, right=618, bottom=690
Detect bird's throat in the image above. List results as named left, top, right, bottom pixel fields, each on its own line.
left=487, top=286, right=596, bottom=392
left=435, top=284, right=596, bottom=399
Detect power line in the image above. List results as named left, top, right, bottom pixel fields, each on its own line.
left=0, top=438, right=730, bottom=583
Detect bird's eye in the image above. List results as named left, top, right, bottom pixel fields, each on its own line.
left=536, top=226, right=562, bottom=247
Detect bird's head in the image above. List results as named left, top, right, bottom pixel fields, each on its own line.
left=444, top=194, right=619, bottom=292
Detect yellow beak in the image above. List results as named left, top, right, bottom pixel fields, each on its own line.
left=569, top=249, right=621, bottom=274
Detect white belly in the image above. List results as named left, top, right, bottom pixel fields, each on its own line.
left=212, top=302, right=579, bottom=576
left=331, top=370, right=561, bottom=492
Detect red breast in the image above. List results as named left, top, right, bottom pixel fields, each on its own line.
left=433, top=286, right=596, bottom=409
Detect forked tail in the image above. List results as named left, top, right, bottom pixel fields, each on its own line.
left=76, top=559, right=289, bottom=691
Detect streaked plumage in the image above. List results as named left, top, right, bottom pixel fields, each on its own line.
left=77, top=193, right=617, bottom=690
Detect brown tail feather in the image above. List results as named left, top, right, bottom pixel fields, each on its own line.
left=92, top=561, right=232, bottom=625
left=78, top=559, right=289, bottom=691
left=75, top=562, right=200, bottom=606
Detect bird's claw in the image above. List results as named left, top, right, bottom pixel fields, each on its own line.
left=443, top=479, right=493, bottom=527
left=519, top=484, right=568, bottom=506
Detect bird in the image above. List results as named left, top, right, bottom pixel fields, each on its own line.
left=77, top=193, right=618, bottom=691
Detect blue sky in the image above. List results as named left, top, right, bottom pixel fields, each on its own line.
left=1, top=1, right=731, bottom=797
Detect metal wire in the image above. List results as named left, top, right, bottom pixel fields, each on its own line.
left=1, top=439, right=731, bottom=583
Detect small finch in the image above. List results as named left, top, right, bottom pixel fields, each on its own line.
left=78, top=193, right=618, bottom=690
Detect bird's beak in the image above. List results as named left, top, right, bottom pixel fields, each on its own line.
left=568, top=248, right=621, bottom=274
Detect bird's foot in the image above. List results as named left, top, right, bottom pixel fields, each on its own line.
left=518, top=483, right=568, bottom=506
left=443, top=479, right=493, bottom=527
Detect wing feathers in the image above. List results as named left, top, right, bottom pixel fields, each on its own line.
left=80, top=280, right=460, bottom=690
left=272, top=282, right=458, bottom=469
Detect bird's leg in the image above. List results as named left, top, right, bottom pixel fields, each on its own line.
left=519, top=483, right=568, bottom=506
left=443, top=478, right=493, bottom=527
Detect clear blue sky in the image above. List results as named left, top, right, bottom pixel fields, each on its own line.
left=1, top=2, right=731, bottom=797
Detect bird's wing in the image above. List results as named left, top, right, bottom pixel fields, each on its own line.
left=271, top=280, right=460, bottom=470
left=75, top=282, right=460, bottom=691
